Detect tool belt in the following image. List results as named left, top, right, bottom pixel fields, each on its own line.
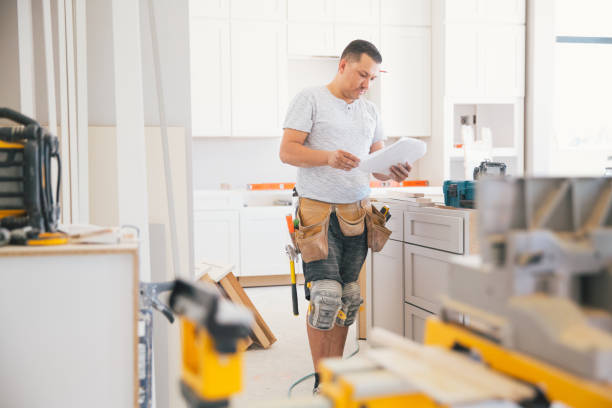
left=296, top=197, right=392, bottom=263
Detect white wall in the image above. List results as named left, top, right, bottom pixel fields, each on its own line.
left=192, top=138, right=298, bottom=189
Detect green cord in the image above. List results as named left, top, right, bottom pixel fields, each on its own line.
left=287, top=341, right=361, bottom=398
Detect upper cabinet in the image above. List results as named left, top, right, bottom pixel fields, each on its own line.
left=334, top=24, right=379, bottom=56
left=445, top=0, right=525, bottom=24
left=381, top=0, right=431, bottom=26
left=189, top=0, right=229, bottom=19
left=231, top=22, right=287, bottom=137
left=288, top=0, right=333, bottom=22
left=190, top=19, right=231, bottom=136
left=230, top=0, right=286, bottom=20
left=444, top=11, right=525, bottom=98
left=380, top=27, right=431, bottom=137
left=334, top=0, right=380, bottom=24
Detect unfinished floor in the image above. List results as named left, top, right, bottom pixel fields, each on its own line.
left=231, top=284, right=364, bottom=407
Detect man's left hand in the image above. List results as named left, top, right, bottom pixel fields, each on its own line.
left=373, top=162, right=412, bottom=182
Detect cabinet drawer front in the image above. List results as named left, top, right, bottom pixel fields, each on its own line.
left=404, top=212, right=463, bottom=253
left=404, top=244, right=454, bottom=313
left=404, top=303, right=434, bottom=343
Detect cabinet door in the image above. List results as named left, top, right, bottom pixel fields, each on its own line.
left=193, top=210, right=240, bottom=274
left=239, top=207, right=292, bottom=277
left=444, top=0, right=479, bottom=22
left=190, top=0, right=229, bottom=18
left=190, top=19, right=231, bottom=136
left=481, top=0, right=525, bottom=23
left=380, top=27, right=431, bottom=137
left=404, top=303, right=433, bottom=343
left=404, top=243, right=455, bottom=313
left=288, top=0, right=333, bottom=22
left=371, top=239, right=404, bottom=335
left=334, top=24, right=380, bottom=56
left=482, top=25, right=525, bottom=97
left=288, top=23, right=335, bottom=56
left=381, top=0, right=431, bottom=26
left=445, top=24, right=481, bottom=97
left=230, top=0, right=285, bottom=20
left=231, top=22, right=287, bottom=137
left=334, top=0, right=380, bottom=24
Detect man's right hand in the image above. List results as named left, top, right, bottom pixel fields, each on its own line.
left=327, top=150, right=360, bottom=171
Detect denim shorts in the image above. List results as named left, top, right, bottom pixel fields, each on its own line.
left=303, top=212, right=368, bottom=300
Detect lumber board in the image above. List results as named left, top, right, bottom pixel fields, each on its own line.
left=579, top=180, right=612, bottom=235
left=223, top=273, right=277, bottom=345
left=218, top=276, right=272, bottom=348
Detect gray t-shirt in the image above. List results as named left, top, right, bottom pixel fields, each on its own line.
left=283, top=86, right=385, bottom=204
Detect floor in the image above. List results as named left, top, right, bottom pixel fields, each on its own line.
left=231, top=284, right=366, bottom=407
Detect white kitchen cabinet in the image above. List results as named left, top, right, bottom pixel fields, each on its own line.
left=334, top=0, right=380, bottom=25
left=288, top=23, right=335, bottom=56
left=334, top=24, right=380, bottom=56
left=190, top=19, right=231, bottom=136
left=381, top=0, right=431, bottom=26
left=445, top=0, right=525, bottom=24
left=481, top=25, right=525, bottom=98
left=230, top=0, right=285, bottom=20
left=189, top=0, right=229, bottom=19
left=371, top=239, right=404, bottom=335
left=445, top=24, right=524, bottom=98
left=288, top=0, right=333, bottom=22
left=239, top=206, right=292, bottom=277
left=380, top=27, right=431, bottom=137
left=404, top=243, right=456, bottom=313
left=231, top=22, right=287, bottom=137
left=404, top=303, right=433, bottom=343
left=193, top=210, right=241, bottom=275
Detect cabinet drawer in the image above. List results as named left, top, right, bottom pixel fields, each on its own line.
left=404, top=303, right=434, bottom=343
left=404, top=243, right=455, bottom=313
left=404, top=212, right=463, bottom=253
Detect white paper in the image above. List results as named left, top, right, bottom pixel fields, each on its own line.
left=359, top=138, right=427, bottom=175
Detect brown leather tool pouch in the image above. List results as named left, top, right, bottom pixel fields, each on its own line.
left=296, top=198, right=332, bottom=263
left=335, top=200, right=367, bottom=237
left=365, top=204, right=392, bottom=252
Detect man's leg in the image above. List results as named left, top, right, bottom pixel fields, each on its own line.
left=307, top=321, right=349, bottom=371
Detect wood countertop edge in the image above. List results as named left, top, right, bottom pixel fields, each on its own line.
left=0, top=243, right=140, bottom=258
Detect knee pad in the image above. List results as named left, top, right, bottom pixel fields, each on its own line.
left=307, top=280, right=342, bottom=331
left=336, top=281, right=363, bottom=327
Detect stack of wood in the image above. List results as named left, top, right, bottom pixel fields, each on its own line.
left=196, top=260, right=277, bottom=350
left=384, top=191, right=435, bottom=207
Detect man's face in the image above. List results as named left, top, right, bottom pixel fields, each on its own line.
left=338, top=53, right=380, bottom=100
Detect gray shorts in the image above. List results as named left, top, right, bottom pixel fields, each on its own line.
left=303, top=212, right=368, bottom=300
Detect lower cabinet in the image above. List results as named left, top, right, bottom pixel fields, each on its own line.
left=371, top=239, right=404, bottom=336
left=193, top=210, right=241, bottom=275
left=404, top=302, right=434, bottom=343
left=239, top=206, right=293, bottom=277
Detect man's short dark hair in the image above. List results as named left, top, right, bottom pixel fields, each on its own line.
left=341, top=40, right=382, bottom=64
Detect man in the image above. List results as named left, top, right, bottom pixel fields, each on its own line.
left=279, top=40, right=412, bottom=392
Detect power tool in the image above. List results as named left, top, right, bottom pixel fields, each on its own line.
left=0, top=108, right=61, bottom=244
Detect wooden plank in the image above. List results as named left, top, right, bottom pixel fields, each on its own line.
left=238, top=274, right=305, bottom=287
left=222, top=273, right=277, bottom=345
left=218, top=276, right=272, bottom=348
